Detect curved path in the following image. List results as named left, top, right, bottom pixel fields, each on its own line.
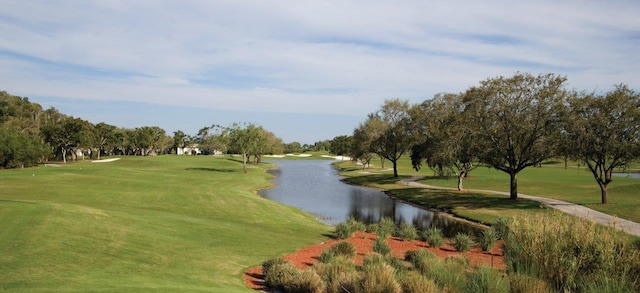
left=400, top=177, right=640, bottom=237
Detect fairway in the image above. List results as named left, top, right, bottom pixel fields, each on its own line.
left=0, top=156, right=330, bottom=292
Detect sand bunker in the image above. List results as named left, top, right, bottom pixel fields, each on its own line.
left=91, top=158, right=121, bottom=163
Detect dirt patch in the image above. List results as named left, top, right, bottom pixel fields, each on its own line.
left=244, top=232, right=505, bottom=290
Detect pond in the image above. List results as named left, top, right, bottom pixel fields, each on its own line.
left=259, top=160, right=483, bottom=237
left=612, top=172, right=640, bottom=179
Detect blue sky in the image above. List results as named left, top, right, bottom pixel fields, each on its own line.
left=1, top=1, right=639, bottom=144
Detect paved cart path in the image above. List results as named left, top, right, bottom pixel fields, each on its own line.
left=400, top=177, right=640, bottom=237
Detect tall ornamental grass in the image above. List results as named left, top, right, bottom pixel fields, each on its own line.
left=503, top=211, right=640, bottom=292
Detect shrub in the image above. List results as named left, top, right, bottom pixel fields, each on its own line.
left=422, top=227, right=445, bottom=249
left=318, top=249, right=336, bottom=263
left=373, top=238, right=391, bottom=256
left=395, top=223, right=419, bottom=241
left=377, top=217, right=396, bottom=240
left=453, top=233, right=473, bottom=252
left=493, top=217, right=512, bottom=240
left=464, top=266, right=509, bottom=293
left=502, top=212, right=640, bottom=292
left=428, top=256, right=467, bottom=292
left=286, top=269, right=326, bottom=293
left=400, top=272, right=439, bottom=293
left=479, top=228, right=498, bottom=252
left=314, top=257, right=359, bottom=293
left=262, top=256, right=287, bottom=277
left=334, top=222, right=353, bottom=239
left=360, top=262, right=401, bottom=293
left=366, top=223, right=379, bottom=234
left=404, top=249, right=436, bottom=274
left=264, top=261, right=298, bottom=291
left=508, top=273, right=552, bottom=293
left=334, top=217, right=367, bottom=239
left=329, top=241, right=356, bottom=258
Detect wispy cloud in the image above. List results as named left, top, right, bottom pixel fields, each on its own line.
left=1, top=0, right=638, bottom=119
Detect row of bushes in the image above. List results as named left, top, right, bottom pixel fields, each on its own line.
left=335, top=217, right=498, bottom=253
left=261, top=213, right=640, bottom=292
left=263, top=241, right=510, bottom=293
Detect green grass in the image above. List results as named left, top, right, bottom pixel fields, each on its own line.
left=0, top=156, right=330, bottom=292
left=336, top=156, right=640, bottom=224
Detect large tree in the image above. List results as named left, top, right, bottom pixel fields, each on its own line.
left=464, top=73, right=568, bottom=199
left=227, top=123, right=262, bottom=173
left=410, top=93, right=478, bottom=190
left=330, top=135, right=352, bottom=160
left=368, top=99, right=414, bottom=177
left=42, top=117, right=89, bottom=163
left=564, top=85, right=640, bottom=204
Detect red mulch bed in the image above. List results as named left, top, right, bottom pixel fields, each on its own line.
left=244, top=232, right=505, bottom=290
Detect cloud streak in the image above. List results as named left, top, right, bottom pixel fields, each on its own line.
left=1, top=0, right=639, bottom=129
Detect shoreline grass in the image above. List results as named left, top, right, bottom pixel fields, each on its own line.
left=334, top=156, right=640, bottom=224
left=0, top=155, right=331, bottom=292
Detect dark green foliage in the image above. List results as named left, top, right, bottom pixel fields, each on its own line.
left=264, top=261, right=298, bottom=290
left=395, top=223, right=419, bottom=241
left=464, top=266, right=510, bottom=293
left=329, top=241, right=356, bottom=258
left=493, top=217, right=512, bottom=240
left=479, top=229, right=497, bottom=252
left=377, top=217, right=396, bottom=240
left=373, top=238, right=391, bottom=256
left=453, top=233, right=473, bottom=252
left=318, top=249, right=336, bottom=263
left=422, top=227, right=445, bottom=248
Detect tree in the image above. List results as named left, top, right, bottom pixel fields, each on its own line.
left=368, top=99, right=414, bottom=177
left=173, top=130, right=189, bottom=155
left=351, top=118, right=384, bottom=170
left=92, top=122, right=116, bottom=159
left=227, top=123, right=262, bottom=173
left=42, top=117, right=88, bottom=163
left=563, top=85, right=640, bottom=204
left=330, top=135, right=352, bottom=159
left=250, top=128, right=283, bottom=163
left=464, top=73, right=568, bottom=199
left=0, top=128, right=46, bottom=168
left=410, top=93, right=478, bottom=190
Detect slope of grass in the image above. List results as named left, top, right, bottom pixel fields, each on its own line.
left=0, top=156, right=330, bottom=292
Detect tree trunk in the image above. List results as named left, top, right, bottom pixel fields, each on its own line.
left=509, top=172, right=518, bottom=200
left=457, top=172, right=465, bottom=191
left=380, top=157, right=385, bottom=169
left=61, top=147, right=67, bottom=163
left=242, top=153, right=247, bottom=173
left=392, top=161, right=398, bottom=177
left=599, top=182, right=608, bottom=204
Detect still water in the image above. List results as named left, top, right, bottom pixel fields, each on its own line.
left=259, top=160, right=482, bottom=237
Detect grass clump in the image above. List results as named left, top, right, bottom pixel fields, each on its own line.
left=360, top=262, right=402, bottom=293
left=263, top=261, right=298, bottom=291
left=404, top=249, right=436, bottom=274
left=465, top=266, right=510, bottom=293
left=503, top=211, right=640, bottom=292
left=262, top=256, right=287, bottom=277
left=377, top=217, right=396, bottom=240
left=422, top=227, right=445, bottom=249
left=400, top=272, right=439, bottom=293
left=313, top=256, right=359, bottom=293
left=453, top=233, right=473, bottom=252
left=395, top=223, right=419, bottom=241
left=286, top=269, right=326, bottom=293
left=493, top=217, right=512, bottom=240
left=508, top=273, right=552, bottom=293
left=334, top=216, right=367, bottom=239
left=329, top=241, right=357, bottom=258
left=373, top=238, right=392, bottom=256
left=479, top=228, right=498, bottom=252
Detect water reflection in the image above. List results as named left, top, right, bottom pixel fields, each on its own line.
left=260, top=160, right=482, bottom=237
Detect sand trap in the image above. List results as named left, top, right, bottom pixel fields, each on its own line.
left=45, top=164, right=62, bottom=167
left=91, top=158, right=121, bottom=163
left=321, top=155, right=352, bottom=161
left=264, top=155, right=286, bottom=158
left=285, top=154, right=312, bottom=157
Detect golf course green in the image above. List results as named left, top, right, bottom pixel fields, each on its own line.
left=0, top=156, right=330, bottom=292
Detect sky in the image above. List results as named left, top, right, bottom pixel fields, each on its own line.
left=1, top=1, right=639, bottom=144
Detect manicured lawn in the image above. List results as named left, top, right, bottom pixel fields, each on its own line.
left=0, top=156, right=331, bottom=292
left=336, top=156, right=640, bottom=224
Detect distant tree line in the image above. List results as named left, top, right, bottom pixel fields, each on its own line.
left=338, top=73, right=640, bottom=204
